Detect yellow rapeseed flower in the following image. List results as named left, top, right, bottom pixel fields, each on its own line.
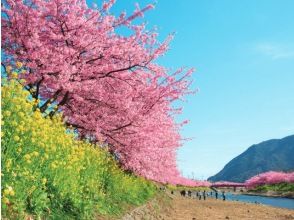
left=30, top=185, right=36, bottom=193
left=11, top=72, right=18, bottom=79
left=16, top=61, right=23, bottom=68
left=3, top=197, right=9, bottom=204
left=6, top=66, right=12, bottom=73
left=24, top=154, right=31, bottom=160
left=4, top=186, right=15, bottom=196
left=17, top=125, right=24, bottom=132
left=42, top=178, right=47, bottom=185
left=5, top=159, right=12, bottom=169
left=18, top=112, right=25, bottom=118
left=13, top=136, right=20, bottom=141
left=9, top=190, right=15, bottom=196
left=32, top=151, right=39, bottom=157
left=25, top=102, right=31, bottom=108
left=51, top=164, right=57, bottom=169
left=4, top=111, right=11, bottom=117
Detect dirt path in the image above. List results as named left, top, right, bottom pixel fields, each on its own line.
left=122, top=192, right=294, bottom=220
left=163, top=194, right=294, bottom=220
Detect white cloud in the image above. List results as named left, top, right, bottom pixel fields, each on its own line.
left=255, top=42, right=294, bottom=60
left=280, top=126, right=294, bottom=132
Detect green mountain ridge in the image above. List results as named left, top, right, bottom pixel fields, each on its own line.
left=208, top=135, right=294, bottom=183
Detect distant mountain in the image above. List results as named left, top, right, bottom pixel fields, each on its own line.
left=208, top=135, right=294, bottom=183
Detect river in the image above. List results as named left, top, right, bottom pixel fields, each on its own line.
left=225, top=192, right=294, bottom=209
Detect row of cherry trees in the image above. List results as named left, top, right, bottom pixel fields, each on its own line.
left=245, top=171, right=294, bottom=188
left=211, top=171, right=294, bottom=188
left=1, top=0, right=204, bottom=185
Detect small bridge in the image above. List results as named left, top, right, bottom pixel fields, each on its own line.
left=211, top=183, right=245, bottom=188
left=210, top=182, right=246, bottom=193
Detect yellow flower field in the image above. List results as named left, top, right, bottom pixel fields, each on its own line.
left=1, top=79, right=156, bottom=219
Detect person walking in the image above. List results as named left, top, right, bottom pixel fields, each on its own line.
left=222, top=191, right=226, bottom=201
left=188, top=190, right=192, bottom=197
left=215, top=191, right=218, bottom=199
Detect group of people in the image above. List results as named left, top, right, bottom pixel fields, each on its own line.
left=178, top=189, right=226, bottom=201
left=159, top=185, right=227, bottom=201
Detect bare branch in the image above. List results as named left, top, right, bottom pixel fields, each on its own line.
left=108, top=122, right=132, bottom=132
left=33, top=77, right=44, bottom=99
left=85, top=54, right=104, bottom=64
left=39, top=89, right=62, bottom=113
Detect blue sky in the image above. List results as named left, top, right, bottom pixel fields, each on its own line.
left=92, top=0, right=294, bottom=179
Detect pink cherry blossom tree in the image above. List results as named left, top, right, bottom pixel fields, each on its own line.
left=245, top=171, right=294, bottom=188
left=2, top=0, right=195, bottom=183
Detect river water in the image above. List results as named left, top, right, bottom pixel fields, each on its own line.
left=225, top=192, right=294, bottom=210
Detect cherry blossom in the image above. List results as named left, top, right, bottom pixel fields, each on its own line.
left=2, top=0, right=197, bottom=184
left=245, top=171, right=294, bottom=188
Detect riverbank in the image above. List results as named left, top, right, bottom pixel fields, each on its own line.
left=214, top=186, right=294, bottom=199
left=121, top=192, right=294, bottom=220
left=244, top=183, right=294, bottom=199
left=243, top=191, right=294, bottom=199
left=167, top=195, right=294, bottom=220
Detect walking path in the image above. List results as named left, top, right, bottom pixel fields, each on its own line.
left=121, top=191, right=294, bottom=220
left=165, top=194, right=294, bottom=220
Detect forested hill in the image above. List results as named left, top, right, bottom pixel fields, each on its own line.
left=208, top=135, right=294, bottom=182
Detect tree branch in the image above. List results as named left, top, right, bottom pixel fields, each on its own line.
left=48, top=91, right=69, bottom=118
left=108, top=122, right=132, bottom=132
left=85, top=54, right=104, bottom=64
left=98, top=64, right=140, bottom=79
left=39, top=89, right=62, bottom=113
left=33, top=77, right=44, bottom=100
